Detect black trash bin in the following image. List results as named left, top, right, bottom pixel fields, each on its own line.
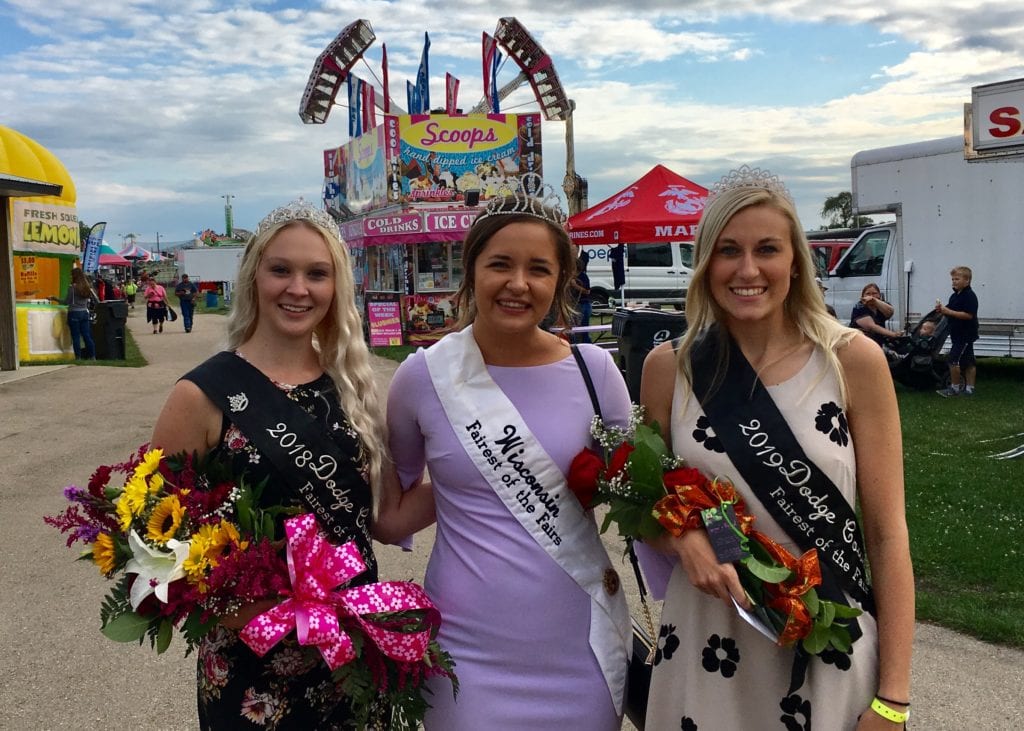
left=613, top=307, right=687, bottom=401
left=90, top=300, right=129, bottom=360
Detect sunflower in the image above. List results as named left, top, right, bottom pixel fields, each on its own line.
left=92, top=533, right=117, bottom=574
left=135, top=448, right=164, bottom=479
left=117, top=474, right=151, bottom=530
left=146, top=495, right=185, bottom=544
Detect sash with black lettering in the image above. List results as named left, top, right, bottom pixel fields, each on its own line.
left=424, top=327, right=629, bottom=714
left=691, top=328, right=875, bottom=687
left=183, top=351, right=372, bottom=548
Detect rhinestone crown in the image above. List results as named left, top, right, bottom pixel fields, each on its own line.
left=255, top=198, right=339, bottom=238
left=708, top=164, right=793, bottom=204
left=476, top=173, right=567, bottom=226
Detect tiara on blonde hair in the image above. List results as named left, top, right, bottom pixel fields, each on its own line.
left=708, top=164, right=793, bottom=204
left=475, top=173, right=567, bottom=226
left=255, top=198, right=339, bottom=237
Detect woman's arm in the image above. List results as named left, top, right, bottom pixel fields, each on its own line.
left=376, top=354, right=437, bottom=544
left=871, top=297, right=895, bottom=319
left=639, top=342, right=750, bottom=609
left=151, top=380, right=224, bottom=458
left=373, top=467, right=436, bottom=544
left=854, top=315, right=902, bottom=340
left=841, top=334, right=915, bottom=725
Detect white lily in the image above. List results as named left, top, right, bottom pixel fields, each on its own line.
left=124, top=530, right=190, bottom=609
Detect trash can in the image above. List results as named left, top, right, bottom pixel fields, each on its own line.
left=205, top=291, right=219, bottom=308
left=613, top=307, right=687, bottom=401
left=90, top=300, right=129, bottom=360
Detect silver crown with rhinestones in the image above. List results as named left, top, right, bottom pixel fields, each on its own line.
left=707, top=164, right=793, bottom=204
left=255, top=198, right=340, bottom=238
left=476, top=173, right=567, bottom=226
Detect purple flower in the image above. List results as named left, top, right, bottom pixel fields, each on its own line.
left=63, top=485, right=88, bottom=502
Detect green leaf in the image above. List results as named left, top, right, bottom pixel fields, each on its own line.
left=820, top=600, right=836, bottom=628
left=156, top=618, right=173, bottom=654
left=261, top=514, right=275, bottom=541
left=829, top=625, right=853, bottom=653
left=738, top=565, right=765, bottom=603
left=802, top=588, right=819, bottom=617
left=742, top=556, right=793, bottom=583
left=801, top=621, right=830, bottom=655
left=101, top=612, right=152, bottom=643
left=830, top=602, right=863, bottom=619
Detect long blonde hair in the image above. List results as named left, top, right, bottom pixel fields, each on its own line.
left=676, top=186, right=857, bottom=404
left=227, top=218, right=388, bottom=494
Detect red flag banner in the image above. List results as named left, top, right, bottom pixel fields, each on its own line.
left=482, top=33, right=496, bottom=113
left=362, top=83, right=377, bottom=130
left=445, top=72, right=460, bottom=115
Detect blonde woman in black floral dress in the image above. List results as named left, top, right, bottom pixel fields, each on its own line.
left=640, top=171, right=914, bottom=730
left=151, top=201, right=390, bottom=730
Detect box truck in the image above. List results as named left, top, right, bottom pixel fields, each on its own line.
left=824, top=135, right=1024, bottom=357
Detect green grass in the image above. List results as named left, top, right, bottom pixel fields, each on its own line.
left=371, top=345, right=416, bottom=363
left=897, top=358, right=1024, bottom=646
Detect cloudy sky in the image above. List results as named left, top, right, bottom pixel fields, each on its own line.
left=3, top=0, right=1023, bottom=248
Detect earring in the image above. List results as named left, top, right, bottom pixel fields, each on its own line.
left=791, top=271, right=798, bottom=279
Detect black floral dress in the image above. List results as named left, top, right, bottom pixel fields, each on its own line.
left=188, top=368, right=378, bottom=731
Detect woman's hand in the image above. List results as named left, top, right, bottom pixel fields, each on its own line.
left=667, top=530, right=751, bottom=610
left=219, top=598, right=281, bottom=630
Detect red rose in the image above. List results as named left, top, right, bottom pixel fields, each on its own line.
left=663, top=466, right=710, bottom=493
left=604, top=443, right=635, bottom=481
left=568, top=448, right=605, bottom=508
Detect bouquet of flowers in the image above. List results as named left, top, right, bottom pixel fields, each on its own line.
left=567, top=406, right=860, bottom=657
left=45, top=445, right=457, bottom=729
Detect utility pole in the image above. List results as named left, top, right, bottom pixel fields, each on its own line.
left=155, top=232, right=161, bottom=257
left=221, top=194, right=234, bottom=237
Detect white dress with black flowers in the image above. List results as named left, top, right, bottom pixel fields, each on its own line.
left=646, top=348, right=879, bottom=731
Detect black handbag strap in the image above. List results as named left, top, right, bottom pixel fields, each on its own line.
left=571, top=345, right=650, bottom=602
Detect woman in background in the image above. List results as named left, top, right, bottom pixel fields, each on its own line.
left=55, top=268, right=98, bottom=359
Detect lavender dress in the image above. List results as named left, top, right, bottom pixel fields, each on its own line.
left=387, top=344, right=631, bottom=730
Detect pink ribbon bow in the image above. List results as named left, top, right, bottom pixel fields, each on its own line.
left=240, top=513, right=439, bottom=670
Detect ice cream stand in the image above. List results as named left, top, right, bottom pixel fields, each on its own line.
left=302, top=17, right=576, bottom=346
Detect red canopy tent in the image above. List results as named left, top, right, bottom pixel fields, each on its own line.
left=567, top=164, right=708, bottom=244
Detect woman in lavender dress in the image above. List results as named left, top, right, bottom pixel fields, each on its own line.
left=377, top=195, right=631, bottom=730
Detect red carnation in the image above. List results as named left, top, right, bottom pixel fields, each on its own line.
left=567, top=448, right=604, bottom=509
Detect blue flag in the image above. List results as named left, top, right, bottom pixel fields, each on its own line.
left=415, top=32, right=430, bottom=113
left=82, top=222, right=106, bottom=274
left=347, top=74, right=362, bottom=138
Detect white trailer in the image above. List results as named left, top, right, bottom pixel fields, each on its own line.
left=824, top=135, right=1024, bottom=357
left=176, top=246, right=245, bottom=286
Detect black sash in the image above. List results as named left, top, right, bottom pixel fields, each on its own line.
left=183, top=352, right=373, bottom=550
left=690, top=329, right=874, bottom=613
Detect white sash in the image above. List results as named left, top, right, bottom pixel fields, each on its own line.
left=424, top=326, right=629, bottom=714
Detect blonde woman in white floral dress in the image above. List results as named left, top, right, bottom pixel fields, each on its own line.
left=640, top=171, right=914, bottom=731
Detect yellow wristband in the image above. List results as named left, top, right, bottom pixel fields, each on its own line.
left=871, top=697, right=910, bottom=723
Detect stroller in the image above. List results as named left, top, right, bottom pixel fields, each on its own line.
left=884, top=313, right=950, bottom=390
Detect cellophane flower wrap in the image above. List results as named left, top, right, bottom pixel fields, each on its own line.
left=566, top=406, right=861, bottom=657
left=45, top=445, right=457, bottom=729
